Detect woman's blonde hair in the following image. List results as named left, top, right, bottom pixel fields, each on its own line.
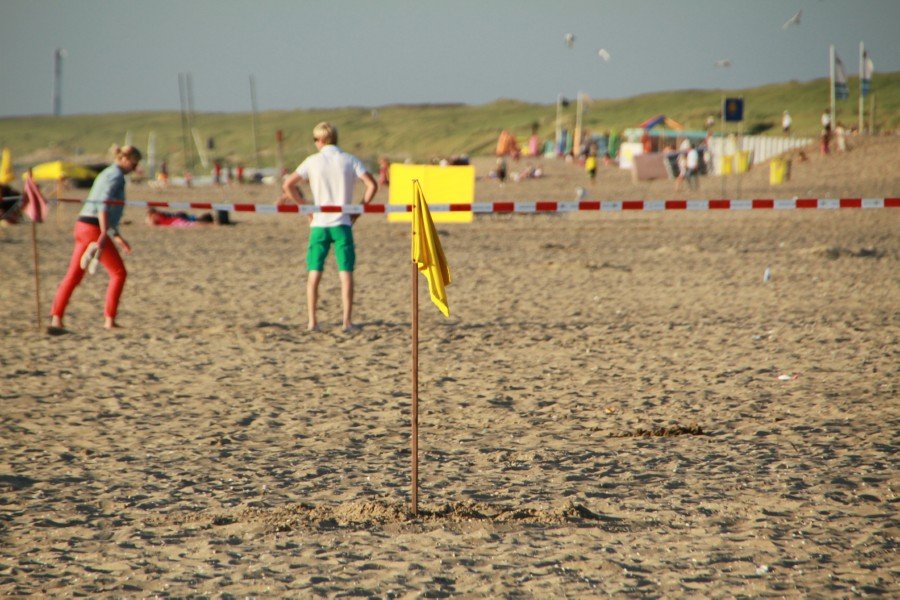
left=115, top=145, right=143, bottom=162
left=312, top=122, right=337, bottom=145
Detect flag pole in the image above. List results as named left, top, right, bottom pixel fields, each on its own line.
left=574, top=92, right=583, bottom=157
left=55, top=178, right=63, bottom=227
left=829, top=45, right=836, bottom=128
left=410, top=183, right=420, bottom=517
left=720, top=94, right=726, bottom=197
left=555, top=94, right=563, bottom=156
left=28, top=171, right=42, bottom=330
left=859, top=42, right=864, bottom=134
left=869, top=93, right=875, bottom=134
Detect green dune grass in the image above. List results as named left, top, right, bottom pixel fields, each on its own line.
left=1, top=73, right=896, bottom=172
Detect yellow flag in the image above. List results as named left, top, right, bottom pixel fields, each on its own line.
left=411, top=181, right=451, bottom=316
left=0, top=148, right=14, bottom=185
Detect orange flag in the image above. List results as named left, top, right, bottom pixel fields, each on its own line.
left=411, top=181, right=451, bottom=316
left=23, top=176, right=48, bottom=223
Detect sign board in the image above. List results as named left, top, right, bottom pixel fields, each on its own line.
left=388, top=164, right=474, bottom=223
left=724, top=97, right=744, bottom=122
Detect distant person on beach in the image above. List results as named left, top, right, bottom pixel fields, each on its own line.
left=685, top=143, right=700, bottom=190
left=49, top=145, right=142, bottom=331
left=145, top=207, right=216, bottom=227
left=493, top=157, right=508, bottom=184
left=641, top=130, right=652, bottom=154
left=834, top=122, right=848, bottom=153
left=820, top=126, right=831, bottom=155
left=157, top=160, right=169, bottom=186
left=378, top=156, right=390, bottom=186
left=782, top=111, right=792, bottom=134
left=1, top=183, right=22, bottom=224
left=585, top=150, right=597, bottom=184
left=281, top=122, right=378, bottom=332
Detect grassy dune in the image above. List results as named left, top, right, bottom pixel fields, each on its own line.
left=1, top=72, right=896, bottom=172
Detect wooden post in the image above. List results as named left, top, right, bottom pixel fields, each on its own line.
left=28, top=171, right=42, bottom=330
left=411, top=256, right=419, bottom=516
left=55, top=178, right=62, bottom=227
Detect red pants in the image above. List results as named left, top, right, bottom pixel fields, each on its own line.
left=51, top=221, right=127, bottom=319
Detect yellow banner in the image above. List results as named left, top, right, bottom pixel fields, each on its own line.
left=387, top=164, right=473, bottom=223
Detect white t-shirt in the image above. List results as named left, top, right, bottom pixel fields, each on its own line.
left=296, top=145, right=368, bottom=227
left=686, top=148, right=699, bottom=170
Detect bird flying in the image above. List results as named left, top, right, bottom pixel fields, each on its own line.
left=782, top=10, right=801, bottom=29
left=565, top=33, right=575, bottom=48
left=714, top=59, right=732, bottom=68
left=597, top=48, right=611, bottom=62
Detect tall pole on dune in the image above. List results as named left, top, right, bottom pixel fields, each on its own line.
left=52, top=48, right=65, bottom=117
left=178, top=74, right=191, bottom=174
left=186, top=73, right=198, bottom=171
left=720, top=94, right=726, bottom=197
left=148, top=131, right=157, bottom=180
left=574, top=92, right=583, bottom=156
left=858, top=41, right=864, bottom=134
left=829, top=45, right=836, bottom=129
left=555, top=94, right=563, bottom=156
left=870, top=93, right=875, bottom=134
left=249, top=75, right=261, bottom=170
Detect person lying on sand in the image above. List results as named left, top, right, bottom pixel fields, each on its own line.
left=146, top=207, right=215, bottom=227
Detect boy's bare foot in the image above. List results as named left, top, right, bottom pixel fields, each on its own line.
left=104, top=317, right=121, bottom=330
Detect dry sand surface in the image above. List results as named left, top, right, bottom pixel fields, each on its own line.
left=1, top=137, right=898, bottom=597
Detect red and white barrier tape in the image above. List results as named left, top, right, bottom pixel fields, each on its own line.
left=54, top=197, right=900, bottom=213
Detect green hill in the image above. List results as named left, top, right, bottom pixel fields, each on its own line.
left=1, top=73, right=897, bottom=173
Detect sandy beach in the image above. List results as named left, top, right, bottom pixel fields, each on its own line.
left=2, top=137, right=898, bottom=597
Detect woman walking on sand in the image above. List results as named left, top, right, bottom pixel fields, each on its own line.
left=49, top=145, right=141, bottom=331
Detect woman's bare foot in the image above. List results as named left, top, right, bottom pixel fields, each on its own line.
left=104, top=317, right=121, bottom=329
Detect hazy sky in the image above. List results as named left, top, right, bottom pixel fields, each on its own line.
left=1, top=0, right=898, bottom=118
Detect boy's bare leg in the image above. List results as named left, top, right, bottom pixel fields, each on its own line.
left=307, top=270, right=322, bottom=330
left=339, top=271, right=354, bottom=331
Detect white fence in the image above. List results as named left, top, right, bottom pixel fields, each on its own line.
left=707, top=135, right=813, bottom=175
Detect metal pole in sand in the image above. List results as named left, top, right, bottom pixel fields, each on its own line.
left=410, top=244, right=419, bottom=517
left=858, top=42, right=864, bottom=134
left=720, top=95, right=726, bottom=198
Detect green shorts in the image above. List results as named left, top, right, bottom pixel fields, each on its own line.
left=307, top=225, right=356, bottom=272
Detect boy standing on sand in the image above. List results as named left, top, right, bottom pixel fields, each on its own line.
left=281, top=122, right=378, bottom=332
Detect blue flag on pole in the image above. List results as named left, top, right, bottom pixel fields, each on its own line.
left=834, top=52, right=849, bottom=100
left=862, top=51, right=874, bottom=97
